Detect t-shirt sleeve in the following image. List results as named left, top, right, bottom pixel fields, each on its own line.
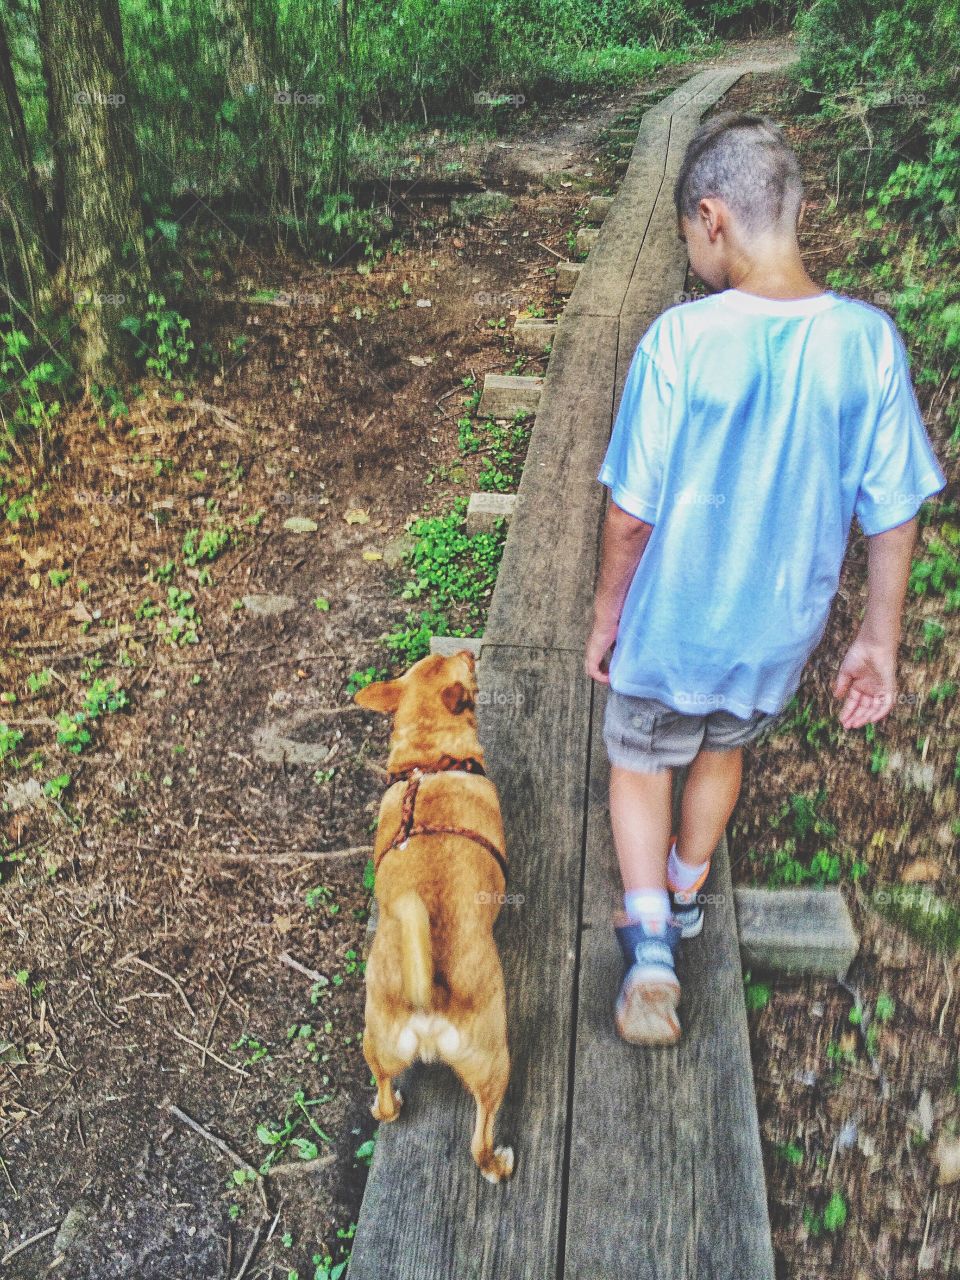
left=596, top=342, right=673, bottom=523
left=854, top=321, right=947, bottom=535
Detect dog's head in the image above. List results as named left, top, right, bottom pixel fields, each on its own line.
left=353, top=649, right=482, bottom=770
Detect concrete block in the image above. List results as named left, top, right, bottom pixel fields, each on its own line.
left=478, top=373, right=543, bottom=419
left=576, top=227, right=600, bottom=256
left=428, top=635, right=484, bottom=658
left=513, top=318, right=556, bottom=354
left=555, top=261, right=583, bottom=294
left=465, top=491, right=518, bottom=533
left=585, top=195, right=613, bottom=223
left=734, top=887, right=860, bottom=978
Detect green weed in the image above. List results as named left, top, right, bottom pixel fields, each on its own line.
left=346, top=666, right=388, bottom=695
left=380, top=496, right=506, bottom=663
left=120, top=293, right=194, bottom=381
left=874, top=884, right=960, bottom=954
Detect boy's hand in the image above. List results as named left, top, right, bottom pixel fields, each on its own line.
left=585, top=618, right=619, bottom=683
left=587, top=500, right=653, bottom=684
left=833, top=635, right=897, bottom=729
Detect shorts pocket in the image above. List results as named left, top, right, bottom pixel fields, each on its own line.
left=627, top=711, right=660, bottom=747
left=620, top=701, right=658, bottom=754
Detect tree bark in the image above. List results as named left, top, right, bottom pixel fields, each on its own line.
left=38, top=0, right=150, bottom=380
left=0, top=10, right=52, bottom=310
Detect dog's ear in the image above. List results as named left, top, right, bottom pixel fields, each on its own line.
left=353, top=677, right=402, bottom=713
left=440, top=680, right=475, bottom=716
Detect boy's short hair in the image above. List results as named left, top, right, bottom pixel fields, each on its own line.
left=673, top=111, right=804, bottom=234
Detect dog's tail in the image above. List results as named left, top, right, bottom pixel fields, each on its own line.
left=390, top=890, right=433, bottom=1010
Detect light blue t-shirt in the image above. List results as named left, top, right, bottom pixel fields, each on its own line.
left=596, top=288, right=948, bottom=719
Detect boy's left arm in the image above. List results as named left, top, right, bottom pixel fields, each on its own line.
left=584, top=498, right=653, bottom=683
left=832, top=514, right=917, bottom=729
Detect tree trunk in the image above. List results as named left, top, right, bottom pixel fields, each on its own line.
left=39, top=0, right=149, bottom=381
left=0, top=11, right=51, bottom=311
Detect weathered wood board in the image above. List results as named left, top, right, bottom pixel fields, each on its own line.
left=347, top=648, right=590, bottom=1280
left=562, top=683, right=776, bottom=1280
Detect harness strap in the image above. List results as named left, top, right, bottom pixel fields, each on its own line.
left=376, top=767, right=507, bottom=885
left=386, top=754, right=486, bottom=786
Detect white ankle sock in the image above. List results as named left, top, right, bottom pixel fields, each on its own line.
left=624, top=888, right=670, bottom=930
left=667, top=842, right=710, bottom=892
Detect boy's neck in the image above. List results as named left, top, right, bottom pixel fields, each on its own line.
left=724, top=240, right=823, bottom=301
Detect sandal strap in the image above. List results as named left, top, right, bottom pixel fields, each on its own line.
left=615, top=919, right=680, bottom=970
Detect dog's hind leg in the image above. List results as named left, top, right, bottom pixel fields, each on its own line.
left=454, top=1048, right=515, bottom=1182
left=363, top=1029, right=405, bottom=1123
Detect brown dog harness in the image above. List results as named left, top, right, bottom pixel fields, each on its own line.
left=377, top=755, right=508, bottom=885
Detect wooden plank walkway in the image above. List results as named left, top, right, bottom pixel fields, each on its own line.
left=348, top=55, right=792, bottom=1280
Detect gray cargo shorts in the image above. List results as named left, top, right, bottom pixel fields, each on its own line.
left=603, top=690, right=782, bottom=773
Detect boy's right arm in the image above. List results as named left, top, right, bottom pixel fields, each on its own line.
left=585, top=498, right=654, bottom=683
left=833, top=515, right=918, bottom=729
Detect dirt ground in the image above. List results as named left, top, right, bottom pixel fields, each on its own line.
left=1, top=36, right=957, bottom=1280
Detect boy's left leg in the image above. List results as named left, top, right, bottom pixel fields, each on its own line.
left=609, top=763, right=672, bottom=897
left=608, top=763, right=682, bottom=1046
left=602, top=694, right=708, bottom=1044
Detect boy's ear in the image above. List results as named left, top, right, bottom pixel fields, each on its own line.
left=440, top=680, right=475, bottom=716
left=353, top=677, right=402, bottom=713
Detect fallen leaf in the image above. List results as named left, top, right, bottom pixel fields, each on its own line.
left=344, top=509, right=370, bottom=525
left=28, top=572, right=41, bottom=590
left=901, top=857, right=942, bottom=884
left=415, top=299, right=432, bottom=308
left=362, top=550, right=383, bottom=561
left=273, top=915, right=292, bottom=934
left=21, top=546, right=51, bottom=570
left=282, top=517, right=318, bottom=533
left=935, top=1135, right=960, bottom=1185
left=69, top=602, right=93, bottom=623
left=408, top=355, right=433, bottom=366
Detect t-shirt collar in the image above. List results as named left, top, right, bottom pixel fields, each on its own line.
left=718, top=287, right=839, bottom=314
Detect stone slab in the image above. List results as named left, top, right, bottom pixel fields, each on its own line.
left=575, top=227, right=600, bottom=255
left=466, top=492, right=518, bottom=533
left=584, top=195, right=613, bottom=223
left=478, top=374, right=543, bottom=420
left=513, top=319, right=557, bottom=354
left=428, top=635, right=484, bottom=658
left=734, top=887, right=860, bottom=978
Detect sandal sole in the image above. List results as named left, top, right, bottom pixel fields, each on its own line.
left=615, top=977, right=681, bottom=1045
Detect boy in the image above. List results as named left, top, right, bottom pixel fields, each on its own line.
left=584, top=112, right=947, bottom=1046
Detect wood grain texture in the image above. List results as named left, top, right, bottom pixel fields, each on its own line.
left=347, top=648, right=590, bottom=1280
left=563, top=683, right=776, bottom=1280
left=481, top=312, right=619, bottom=652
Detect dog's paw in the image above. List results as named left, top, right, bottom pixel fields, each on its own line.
left=480, top=1144, right=515, bottom=1183
left=371, top=1088, right=403, bottom=1123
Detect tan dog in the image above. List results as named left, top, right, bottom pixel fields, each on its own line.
left=353, top=649, right=514, bottom=1182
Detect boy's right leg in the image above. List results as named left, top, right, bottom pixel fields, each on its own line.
left=677, top=745, right=743, bottom=867
left=668, top=746, right=743, bottom=937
